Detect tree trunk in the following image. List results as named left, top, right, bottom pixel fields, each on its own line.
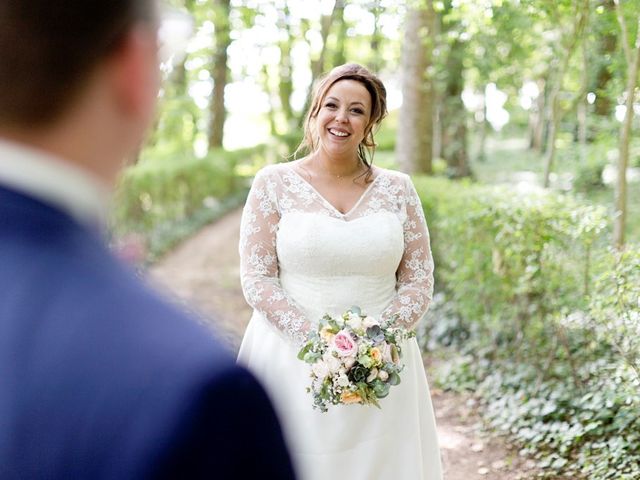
left=277, top=1, right=295, bottom=129
left=542, top=0, right=589, bottom=188
left=542, top=88, right=561, bottom=188
left=208, top=0, right=231, bottom=150
left=332, top=1, right=347, bottom=67
left=577, top=43, right=589, bottom=164
left=529, top=78, right=547, bottom=152
left=298, top=1, right=339, bottom=126
left=396, top=0, right=435, bottom=174
left=530, top=75, right=549, bottom=153
left=477, top=98, right=488, bottom=163
left=369, top=0, right=383, bottom=73
left=261, top=63, right=278, bottom=137
left=441, top=38, right=471, bottom=178
left=169, top=0, right=195, bottom=96
left=613, top=7, right=640, bottom=248
left=594, top=0, right=617, bottom=117
left=577, top=100, right=588, bottom=163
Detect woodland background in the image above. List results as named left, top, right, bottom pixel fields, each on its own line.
left=112, top=1, right=640, bottom=478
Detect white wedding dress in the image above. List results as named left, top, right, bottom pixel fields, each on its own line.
left=237, top=162, right=442, bottom=480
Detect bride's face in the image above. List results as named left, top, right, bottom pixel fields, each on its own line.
left=315, top=79, right=371, bottom=159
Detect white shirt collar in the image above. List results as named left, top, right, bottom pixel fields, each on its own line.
left=0, top=138, right=110, bottom=226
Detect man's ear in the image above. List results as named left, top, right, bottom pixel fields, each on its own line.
left=108, top=25, right=160, bottom=122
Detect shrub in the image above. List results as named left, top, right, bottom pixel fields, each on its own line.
left=573, top=157, right=608, bottom=192
left=111, top=145, right=268, bottom=260
left=414, top=176, right=640, bottom=479
left=416, top=177, right=608, bottom=357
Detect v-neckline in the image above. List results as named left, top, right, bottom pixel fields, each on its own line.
left=287, top=166, right=381, bottom=217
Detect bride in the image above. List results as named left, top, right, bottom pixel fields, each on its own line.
left=237, top=63, right=442, bottom=480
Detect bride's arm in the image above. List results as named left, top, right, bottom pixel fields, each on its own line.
left=239, top=169, right=310, bottom=346
left=381, top=175, right=434, bottom=329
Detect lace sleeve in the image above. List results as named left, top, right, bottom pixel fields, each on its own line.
left=239, top=169, right=310, bottom=346
left=381, top=175, right=435, bottom=329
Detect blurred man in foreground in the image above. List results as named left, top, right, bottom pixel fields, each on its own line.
left=0, top=1, right=296, bottom=478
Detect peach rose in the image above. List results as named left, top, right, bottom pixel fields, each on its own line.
left=370, top=347, right=382, bottom=364
left=340, top=390, right=363, bottom=404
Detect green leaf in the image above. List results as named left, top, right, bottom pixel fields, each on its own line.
left=388, top=372, right=401, bottom=386
left=297, top=342, right=312, bottom=361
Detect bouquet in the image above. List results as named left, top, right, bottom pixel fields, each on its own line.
left=297, top=306, right=415, bottom=412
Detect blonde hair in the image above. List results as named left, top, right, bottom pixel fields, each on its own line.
left=294, top=63, right=388, bottom=183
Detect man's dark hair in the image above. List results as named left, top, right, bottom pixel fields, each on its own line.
left=0, top=1, right=157, bottom=127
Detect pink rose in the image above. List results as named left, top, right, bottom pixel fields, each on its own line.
left=332, top=330, right=358, bottom=357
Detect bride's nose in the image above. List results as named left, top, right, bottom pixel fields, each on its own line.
left=335, top=108, right=349, bottom=123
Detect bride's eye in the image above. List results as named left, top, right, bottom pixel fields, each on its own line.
left=324, top=102, right=337, bottom=109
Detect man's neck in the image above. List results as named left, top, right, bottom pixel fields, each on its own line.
left=0, top=138, right=111, bottom=226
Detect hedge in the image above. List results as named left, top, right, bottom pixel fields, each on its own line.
left=414, top=176, right=640, bottom=479
left=110, top=144, right=270, bottom=260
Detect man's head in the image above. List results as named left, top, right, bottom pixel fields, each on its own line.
left=0, top=0, right=160, bottom=183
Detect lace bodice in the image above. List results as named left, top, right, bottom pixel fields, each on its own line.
left=239, top=163, right=434, bottom=346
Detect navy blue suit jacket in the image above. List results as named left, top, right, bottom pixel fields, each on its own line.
left=0, top=185, right=296, bottom=479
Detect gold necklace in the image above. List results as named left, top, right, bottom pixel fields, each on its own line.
left=313, top=154, right=363, bottom=180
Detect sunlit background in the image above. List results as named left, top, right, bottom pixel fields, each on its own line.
left=115, top=3, right=640, bottom=478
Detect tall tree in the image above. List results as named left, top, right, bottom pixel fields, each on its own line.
left=613, top=0, right=640, bottom=248
left=439, top=2, right=471, bottom=178
left=593, top=0, right=618, bottom=117
left=396, top=0, right=436, bottom=174
left=529, top=78, right=548, bottom=152
left=369, top=0, right=384, bottom=73
left=542, top=0, right=590, bottom=188
left=277, top=1, right=295, bottom=129
left=298, top=1, right=341, bottom=126
left=208, top=0, right=231, bottom=149
left=332, top=1, right=348, bottom=67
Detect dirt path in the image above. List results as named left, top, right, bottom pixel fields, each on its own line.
left=149, top=208, right=538, bottom=480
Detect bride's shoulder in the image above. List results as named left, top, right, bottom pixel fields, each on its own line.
left=256, top=160, right=300, bottom=178
left=253, top=162, right=294, bottom=184
left=371, top=166, right=411, bottom=185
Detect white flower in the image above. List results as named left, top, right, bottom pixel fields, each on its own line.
left=381, top=343, right=393, bottom=363
left=367, top=368, right=379, bottom=383
left=378, top=370, right=389, bottom=381
left=363, top=316, right=380, bottom=328
left=348, top=313, right=363, bottom=330
left=336, top=373, right=350, bottom=387
left=325, top=355, right=342, bottom=374
left=312, top=360, right=330, bottom=379
left=343, top=357, right=356, bottom=369
left=312, top=378, right=323, bottom=391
